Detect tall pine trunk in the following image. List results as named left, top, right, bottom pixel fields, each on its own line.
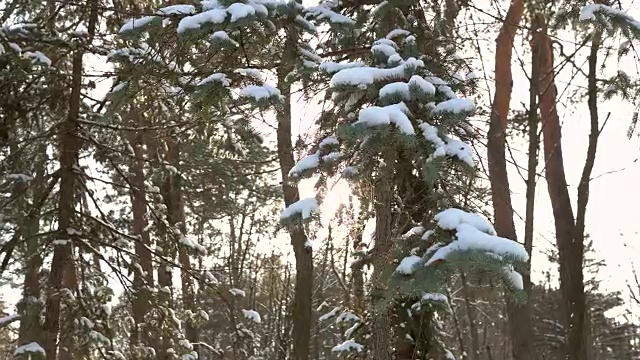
left=537, top=18, right=600, bottom=360
left=43, top=1, right=98, bottom=357
left=486, top=1, right=538, bottom=359
left=44, top=43, right=82, bottom=360
left=276, top=30, right=313, bottom=357
left=370, top=148, right=395, bottom=360
left=129, top=128, right=154, bottom=351
left=17, top=149, right=51, bottom=355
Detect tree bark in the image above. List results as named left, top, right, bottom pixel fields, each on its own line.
left=157, top=137, right=179, bottom=359
left=461, top=272, right=480, bottom=360
left=17, top=149, right=49, bottom=356
left=43, top=2, right=98, bottom=357
left=486, top=1, right=537, bottom=359
left=577, top=28, right=602, bottom=360
left=43, top=44, right=82, bottom=360
left=524, top=14, right=542, bottom=302
left=537, top=18, right=601, bottom=360
left=129, top=129, right=154, bottom=351
left=276, top=47, right=313, bottom=360
left=370, top=148, right=395, bottom=360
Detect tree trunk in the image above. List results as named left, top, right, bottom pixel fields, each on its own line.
left=370, top=148, right=395, bottom=360
left=486, top=1, right=537, bottom=359
left=43, top=48, right=82, bottom=360
left=537, top=17, right=600, bottom=360
left=577, top=28, right=602, bottom=360
left=176, top=157, right=198, bottom=350
left=276, top=64, right=313, bottom=360
left=43, top=2, right=98, bottom=357
left=157, top=137, right=179, bottom=359
left=524, top=14, right=542, bottom=305
left=17, top=150, right=48, bottom=355
left=461, top=272, right=480, bottom=360
left=129, top=129, right=154, bottom=351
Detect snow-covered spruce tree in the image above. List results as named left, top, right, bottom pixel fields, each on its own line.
left=286, top=1, right=529, bottom=358
left=114, top=1, right=339, bottom=358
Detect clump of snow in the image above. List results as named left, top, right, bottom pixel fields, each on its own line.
left=421, top=230, right=435, bottom=241
left=579, top=4, right=640, bottom=34
left=336, top=311, right=360, bottom=323
left=433, top=98, right=475, bottom=114
left=235, top=68, right=264, bottom=81
left=23, top=51, right=51, bottom=67
left=424, top=208, right=528, bottom=267
left=280, top=197, right=319, bottom=220
left=304, top=239, right=314, bottom=249
left=422, top=292, right=448, bottom=303
left=107, top=350, right=127, bottom=360
left=396, top=255, right=423, bottom=275
left=319, top=135, right=339, bottom=148
left=330, top=58, right=424, bottom=87
left=6, top=173, right=32, bottom=183
left=419, top=123, right=474, bottom=166
left=227, top=3, right=256, bottom=22
left=322, top=151, right=341, bottom=162
left=379, top=82, right=410, bottom=101
left=409, top=75, right=436, bottom=96
left=239, top=84, right=282, bottom=101
left=386, top=28, right=411, bottom=39
left=15, top=342, right=45, bottom=356
left=211, top=30, right=239, bottom=47
left=120, top=16, right=157, bottom=33
left=319, top=307, right=340, bottom=322
left=443, top=138, right=474, bottom=167
left=177, top=9, right=227, bottom=33
left=229, top=288, right=246, bottom=297
left=305, top=5, right=354, bottom=24
left=426, top=223, right=529, bottom=266
left=198, top=310, right=210, bottom=320
left=8, top=42, right=21, bottom=54
left=402, top=226, right=425, bottom=238
left=503, top=265, right=524, bottom=290
left=319, top=61, right=365, bottom=74
left=157, top=4, right=196, bottom=15
left=295, top=14, right=318, bottom=33
left=197, top=72, right=230, bottom=87
left=299, top=47, right=322, bottom=63
left=445, top=349, right=456, bottom=360
left=288, top=153, right=320, bottom=178
left=371, top=42, right=397, bottom=58
left=342, top=166, right=358, bottom=177
left=354, top=102, right=414, bottom=135
left=435, top=208, right=495, bottom=235
left=110, top=82, right=128, bottom=94
left=332, top=340, right=364, bottom=353
left=178, top=235, right=206, bottom=255
left=242, top=309, right=262, bottom=323
left=0, top=314, right=18, bottom=327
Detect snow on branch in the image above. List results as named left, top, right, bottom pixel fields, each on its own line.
left=354, top=102, right=414, bottom=135
left=580, top=3, right=640, bottom=34
left=330, top=58, right=424, bottom=87
left=0, top=314, right=19, bottom=328
left=332, top=340, right=364, bottom=353
left=280, top=197, right=319, bottom=221
left=14, top=343, right=45, bottom=357
left=242, top=309, right=262, bottom=323
left=425, top=209, right=529, bottom=272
